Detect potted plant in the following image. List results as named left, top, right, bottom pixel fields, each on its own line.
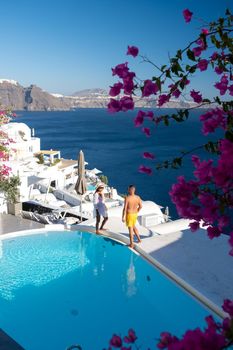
left=99, top=174, right=108, bottom=185
left=0, top=176, right=21, bottom=215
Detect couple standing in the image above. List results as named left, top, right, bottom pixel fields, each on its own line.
left=94, top=184, right=142, bottom=248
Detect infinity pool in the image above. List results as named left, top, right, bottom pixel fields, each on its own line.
left=0, top=231, right=214, bottom=349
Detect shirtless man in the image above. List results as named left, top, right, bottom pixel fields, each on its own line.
left=122, top=185, right=142, bottom=248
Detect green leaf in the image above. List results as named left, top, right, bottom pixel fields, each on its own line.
left=155, top=78, right=162, bottom=91
left=191, top=65, right=197, bottom=73
left=202, top=98, right=211, bottom=103
left=204, top=141, right=219, bottom=154
left=187, top=49, right=196, bottom=61
left=174, top=157, right=182, bottom=166
left=225, top=130, right=233, bottom=141
left=161, top=65, right=167, bottom=72
left=214, top=96, right=221, bottom=105
left=165, top=69, right=171, bottom=78
left=164, top=116, right=169, bottom=126
left=176, top=49, right=182, bottom=60
left=219, top=17, right=224, bottom=26
left=184, top=109, right=189, bottom=118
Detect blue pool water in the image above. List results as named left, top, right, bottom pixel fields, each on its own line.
left=0, top=231, right=212, bottom=349
left=87, top=184, right=96, bottom=191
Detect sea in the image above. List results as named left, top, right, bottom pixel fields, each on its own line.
left=16, top=108, right=215, bottom=218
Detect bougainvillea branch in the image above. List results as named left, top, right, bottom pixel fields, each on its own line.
left=105, top=8, right=233, bottom=350
left=107, top=8, right=233, bottom=256
left=0, top=109, right=15, bottom=181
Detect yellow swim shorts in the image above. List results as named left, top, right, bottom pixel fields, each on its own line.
left=126, top=213, right=138, bottom=227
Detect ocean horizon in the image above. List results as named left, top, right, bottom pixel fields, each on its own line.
left=15, top=108, right=216, bottom=218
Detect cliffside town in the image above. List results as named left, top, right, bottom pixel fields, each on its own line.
left=0, top=79, right=199, bottom=111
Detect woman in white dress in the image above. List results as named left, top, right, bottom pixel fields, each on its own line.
left=93, top=185, right=108, bottom=234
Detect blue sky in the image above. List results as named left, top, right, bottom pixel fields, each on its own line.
left=0, top=0, right=231, bottom=95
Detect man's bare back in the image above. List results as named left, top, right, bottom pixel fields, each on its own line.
left=122, top=185, right=142, bottom=248
left=125, top=195, right=142, bottom=213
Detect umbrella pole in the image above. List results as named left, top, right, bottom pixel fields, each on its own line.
left=80, top=195, right=82, bottom=222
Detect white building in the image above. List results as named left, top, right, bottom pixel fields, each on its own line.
left=1, top=122, right=40, bottom=160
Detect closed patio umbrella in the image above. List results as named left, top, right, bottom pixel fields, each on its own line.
left=75, top=150, right=87, bottom=222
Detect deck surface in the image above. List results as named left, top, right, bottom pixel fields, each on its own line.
left=0, top=214, right=44, bottom=235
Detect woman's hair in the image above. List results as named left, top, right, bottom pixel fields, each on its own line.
left=95, top=185, right=104, bottom=193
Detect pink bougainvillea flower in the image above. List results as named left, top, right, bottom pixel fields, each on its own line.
left=197, top=59, right=208, bottom=71
left=127, top=45, right=139, bottom=58
left=180, top=77, right=190, bottom=86
left=142, top=80, right=159, bottom=97
left=107, top=98, right=122, bottom=113
left=222, top=299, right=233, bottom=317
left=228, top=84, right=233, bottom=96
left=183, top=9, right=193, bottom=23
left=134, top=110, right=145, bottom=127
left=112, top=62, right=129, bottom=78
left=169, top=84, right=181, bottom=98
left=199, top=193, right=218, bottom=223
left=120, top=96, right=134, bottom=111
left=207, top=226, right=221, bottom=239
left=157, top=332, right=177, bottom=349
left=212, top=139, right=233, bottom=190
left=123, top=329, right=137, bottom=344
left=189, top=221, right=200, bottom=232
left=192, top=156, right=213, bottom=184
left=139, top=165, right=152, bottom=175
left=169, top=176, right=200, bottom=220
left=109, top=334, right=122, bottom=348
left=109, top=82, right=123, bottom=97
left=123, top=77, right=134, bottom=95
left=215, top=66, right=223, bottom=75
left=196, top=38, right=206, bottom=49
left=229, top=233, right=233, bottom=247
left=143, top=152, right=155, bottom=160
left=201, top=28, right=209, bottom=35
left=158, top=94, right=170, bottom=107
left=192, top=46, right=203, bottom=57
left=146, top=110, right=154, bottom=119
left=200, top=108, right=227, bottom=135
left=142, top=127, right=151, bottom=137
left=190, top=89, right=202, bottom=103
left=211, top=52, right=219, bottom=61
left=158, top=320, right=227, bottom=349
left=218, top=216, right=230, bottom=229
left=214, top=74, right=228, bottom=95
left=205, top=315, right=219, bottom=332
left=121, top=70, right=136, bottom=95
left=172, top=89, right=181, bottom=98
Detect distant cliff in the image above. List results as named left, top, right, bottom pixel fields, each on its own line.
left=0, top=79, right=200, bottom=111
left=0, top=80, right=71, bottom=111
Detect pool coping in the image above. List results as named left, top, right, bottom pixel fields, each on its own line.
left=0, top=225, right=225, bottom=319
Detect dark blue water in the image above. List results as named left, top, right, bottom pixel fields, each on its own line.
left=0, top=231, right=211, bottom=350
left=16, top=108, right=216, bottom=217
